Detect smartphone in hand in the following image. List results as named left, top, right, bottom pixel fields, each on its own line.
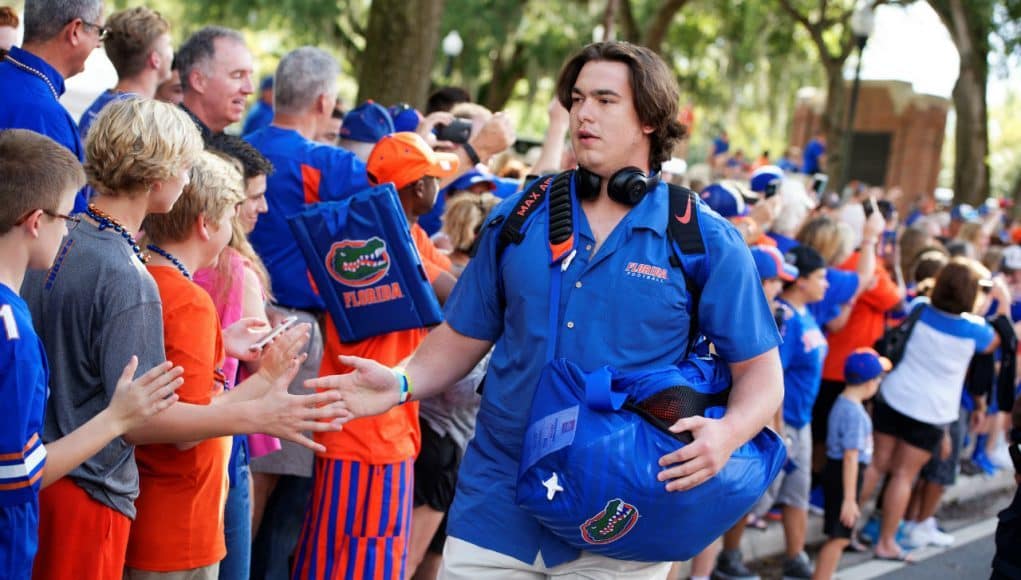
left=249, top=316, right=299, bottom=351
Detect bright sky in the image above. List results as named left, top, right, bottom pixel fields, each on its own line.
left=858, top=2, right=1013, bottom=106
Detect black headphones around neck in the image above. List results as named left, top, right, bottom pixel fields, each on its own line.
left=574, top=166, right=661, bottom=206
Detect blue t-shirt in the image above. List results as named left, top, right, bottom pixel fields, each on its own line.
left=807, top=268, right=858, bottom=329
left=712, top=136, right=730, bottom=156
left=802, top=139, right=825, bottom=175
left=777, top=157, right=800, bottom=173
left=778, top=298, right=828, bottom=428
left=242, top=100, right=273, bottom=136
left=826, top=394, right=873, bottom=463
left=0, top=284, right=49, bottom=577
left=768, top=232, right=799, bottom=255
left=0, top=47, right=87, bottom=213
left=78, top=90, right=136, bottom=139
left=444, top=181, right=782, bottom=566
left=246, top=126, right=370, bottom=310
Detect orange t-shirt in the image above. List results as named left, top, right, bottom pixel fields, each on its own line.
left=126, top=266, right=230, bottom=572
left=822, top=253, right=904, bottom=381
left=315, top=223, right=450, bottom=463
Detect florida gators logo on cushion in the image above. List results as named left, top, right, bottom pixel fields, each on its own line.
left=326, top=237, right=391, bottom=288
left=580, top=498, right=639, bottom=544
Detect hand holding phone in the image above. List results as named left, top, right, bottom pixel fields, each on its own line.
left=250, top=316, right=299, bottom=351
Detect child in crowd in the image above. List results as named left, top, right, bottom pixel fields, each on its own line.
left=125, top=151, right=309, bottom=578
left=813, top=348, right=888, bottom=580
left=0, top=130, right=183, bottom=578
left=293, top=132, right=458, bottom=580
left=195, top=133, right=276, bottom=580
left=694, top=244, right=798, bottom=580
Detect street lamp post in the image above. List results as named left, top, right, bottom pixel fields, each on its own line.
left=442, top=30, right=463, bottom=80
left=838, top=4, right=875, bottom=192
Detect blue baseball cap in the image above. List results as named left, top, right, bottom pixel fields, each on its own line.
left=844, top=347, right=892, bottom=384
left=340, top=101, right=395, bottom=143
left=259, top=75, right=273, bottom=91
left=951, top=203, right=980, bottom=223
left=751, top=245, right=798, bottom=282
left=388, top=103, right=421, bottom=133
left=700, top=182, right=747, bottom=218
left=449, top=169, right=497, bottom=192
left=749, top=165, right=784, bottom=194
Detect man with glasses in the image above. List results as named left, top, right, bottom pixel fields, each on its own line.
left=0, top=0, right=107, bottom=213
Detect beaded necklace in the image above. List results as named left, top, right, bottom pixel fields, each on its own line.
left=85, top=204, right=149, bottom=265
left=146, top=244, right=192, bottom=280
left=4, top=54, right=59, bottom=100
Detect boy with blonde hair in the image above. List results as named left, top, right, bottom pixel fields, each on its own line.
left=0, top=129, right=183, bottom=578
left=125, top=152, right=309, bottom=578
left=23, top=99, right=347, bottom=580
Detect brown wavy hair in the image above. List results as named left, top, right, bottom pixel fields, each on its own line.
left=555, top=41, right=685, bottom=171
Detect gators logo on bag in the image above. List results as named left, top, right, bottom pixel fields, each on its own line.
left=580, top=498, right=639, bottom=544
left=326, top=237, right=391, bottom=288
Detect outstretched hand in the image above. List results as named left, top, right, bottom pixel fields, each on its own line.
left=656, top=415, right=740, bottom=492
left=107, top=357, right=184, bottom=435
left=304, top=355, right=401, bottom=421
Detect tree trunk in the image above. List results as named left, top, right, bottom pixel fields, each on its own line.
left=603, top=0, right=620, bottom=41
left=822, top=61, right=848, bottom=187
left=479, top=42, right=527, bottom=112
left=356, top=0, right=445, bottom=110
left=946, top=0, right=990, bottom=206
left=642, top=0, right=690, bottom=54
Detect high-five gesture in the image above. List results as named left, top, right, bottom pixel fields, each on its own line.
left=304, top=355, right=402, bottom=420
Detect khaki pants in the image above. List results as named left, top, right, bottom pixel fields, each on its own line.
left=440, top=537, right=671, bottom=580
left=123, top=563, right=219, bottom=580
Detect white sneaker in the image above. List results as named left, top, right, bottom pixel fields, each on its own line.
left=991, top=442, right=1013, bottom=469
left=923, top=517, right=955, bottom=547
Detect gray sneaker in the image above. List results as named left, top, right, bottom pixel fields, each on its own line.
left=782, top=551, right=814, bottom=580
left=712, top=549, right=760, bottom=580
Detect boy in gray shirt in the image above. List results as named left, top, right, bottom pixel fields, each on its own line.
left=815, top=348, right=890, bottom=579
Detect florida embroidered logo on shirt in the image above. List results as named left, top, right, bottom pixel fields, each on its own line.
left=624, top=262, right=668, bottom=282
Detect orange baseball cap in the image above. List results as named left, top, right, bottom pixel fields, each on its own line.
left=366, top=132, right=460, bottom=191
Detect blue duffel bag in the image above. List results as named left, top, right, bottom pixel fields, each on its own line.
left=516, top=356, right=786, bottom=562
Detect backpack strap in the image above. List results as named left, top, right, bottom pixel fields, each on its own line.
left=667, top=184, right=707, bottom=357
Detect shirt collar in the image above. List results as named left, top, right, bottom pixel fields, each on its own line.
left=624, top=181, right=669, bottom=237
left=6, top=46, right=66, bottom=97
left=178, top=103, right=214, bottom=142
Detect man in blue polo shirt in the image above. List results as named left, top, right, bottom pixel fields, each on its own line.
left=308, top=41, right=783, bottom=578
left=0, top=0, right=105, bottom=213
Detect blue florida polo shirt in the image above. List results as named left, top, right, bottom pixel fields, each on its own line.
left=0, top=47, right=88, bottom=213
left=443, top=179, right=782, bottom=566
left=246, top=126, right=370, bottom=311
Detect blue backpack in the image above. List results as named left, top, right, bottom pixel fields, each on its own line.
left=287, top=183, right=443, bottom=342
left=492, top=171, right=786, bottom=561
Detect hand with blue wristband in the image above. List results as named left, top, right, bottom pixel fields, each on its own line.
left=304, top=355, right=414, bottom=419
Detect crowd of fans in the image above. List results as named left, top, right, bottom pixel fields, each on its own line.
left=1, top=2, right=1020, bottom=580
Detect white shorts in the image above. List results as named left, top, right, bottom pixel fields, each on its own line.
left=439, top=536, right=671, bottom=580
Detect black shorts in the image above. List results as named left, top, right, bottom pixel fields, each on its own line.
left=920, top=413, right=966, bottom=486
left=872, top=396, right=944, bottom=452
left=822, top=457, right=865, bottom=539
left=413, top=421, right=461, bottom=554
left=812, top=379, right=846, bottom=447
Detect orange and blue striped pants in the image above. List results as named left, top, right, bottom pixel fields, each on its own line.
left=292, top=457, right=414, bottom=580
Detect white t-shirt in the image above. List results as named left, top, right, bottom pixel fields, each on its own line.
left=880, top=304, right=994, bottom=425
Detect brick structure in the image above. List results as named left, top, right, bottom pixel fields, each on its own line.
left=790, top=80, right=950, bottom=199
